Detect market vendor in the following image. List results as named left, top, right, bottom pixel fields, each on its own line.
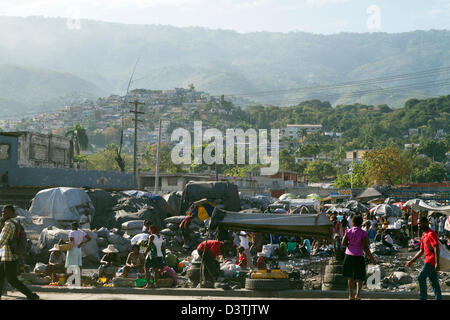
left=98, top=245, right=121, bottom=280
left=196, top=239, right=232, bottom=282
left=45, top=243, right=66, bottom=283
left=122, top=245, right=145, bottom=278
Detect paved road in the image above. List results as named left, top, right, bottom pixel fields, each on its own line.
left=0, top=291, right=408, bottom=300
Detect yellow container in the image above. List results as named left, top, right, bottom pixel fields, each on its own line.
left=99, top=277, right=108, bottom=283
left=250, top=269, right=289, bottom=279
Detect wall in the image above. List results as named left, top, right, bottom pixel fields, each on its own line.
left=17, top=132, right=72, bottom=168
left=1, top=133, right=134, bottom=189
left=8, top=166, right=134, bottom=189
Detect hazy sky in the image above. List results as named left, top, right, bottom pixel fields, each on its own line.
left=1, top=0, right=449, bottom=34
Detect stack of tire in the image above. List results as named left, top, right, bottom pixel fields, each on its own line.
left=321, top=258, right=347, bottom=291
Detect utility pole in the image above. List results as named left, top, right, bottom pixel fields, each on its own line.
left=215, top=139, right=218, bottom=181
left=129, top=99, right=145, bottom=187
left=155, top=118, right=162, bottom=194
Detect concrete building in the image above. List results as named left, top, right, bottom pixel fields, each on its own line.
left=139, top=172, right=214, bottom=193
left=344, top=150, right=369, bottom=163
left=284, top=124, right=322, bottom=139
left=0, top=131, right=134, bottom=190
left=0, top=132, right=73, bottom=168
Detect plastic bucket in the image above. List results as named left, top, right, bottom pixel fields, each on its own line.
left=134, top=278, right=147, bottom=287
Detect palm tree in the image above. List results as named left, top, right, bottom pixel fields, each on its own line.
left=65, top=124, right=89, bottom=155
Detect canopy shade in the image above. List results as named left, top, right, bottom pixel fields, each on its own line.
left=357, top=187, right=383, bottom=199
left=209, top=208, right=332, bottom=238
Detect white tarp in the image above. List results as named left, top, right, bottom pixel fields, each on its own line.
left=404, top=199, right=450, bottom=214
left=29, top=187, right=94, bottom=221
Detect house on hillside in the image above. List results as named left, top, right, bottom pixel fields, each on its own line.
left=284, top=124, right=322, bottom=139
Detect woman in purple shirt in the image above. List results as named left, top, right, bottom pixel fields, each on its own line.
left=342, top=215, right=376, bottom=300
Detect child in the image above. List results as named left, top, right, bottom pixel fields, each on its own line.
left=236, top=246, right=248, bottom=269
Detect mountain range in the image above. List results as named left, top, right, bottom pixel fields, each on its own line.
left=0, top=16, right=449, bottom=117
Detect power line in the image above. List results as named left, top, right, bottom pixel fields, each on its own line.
left=218, top=66, right=450, bottom=98
left=276, top=78, right=450, bottom=105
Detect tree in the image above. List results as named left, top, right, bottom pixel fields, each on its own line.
left=416, top=139, right=448, bottom=162
left=141, top=144, right=185, bottom=174
left=85, top=144, right=132, bottom=171
left=363, top=147, right=412, bottom=185
left=280, top=149, right=296, bottom=171
left=333, top=161, right=368, bottom=188
left=65, top=124, right=89, bottom=155
left=304, top=160, right=335, bottom=182
left=411, top=162, right=446, bottom=183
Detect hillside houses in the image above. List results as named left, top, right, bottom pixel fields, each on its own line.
left=0, top=87, right=228, bottom=151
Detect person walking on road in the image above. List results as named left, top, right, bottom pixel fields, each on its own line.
left=406, top=216, right=442, bottom=300
left=0, top=205, right=39, bottom=300
left=342, top=214, right=376, bottom=300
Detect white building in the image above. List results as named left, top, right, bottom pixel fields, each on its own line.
left=284, top=124, right=322, bottom=139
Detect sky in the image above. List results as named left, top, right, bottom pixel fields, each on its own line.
left=0, top=0, right=449, bottom=34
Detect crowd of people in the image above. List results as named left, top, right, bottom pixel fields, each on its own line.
left=0, top=199, right=448, bottom=300
left=327, top=206, right=447, bottom=300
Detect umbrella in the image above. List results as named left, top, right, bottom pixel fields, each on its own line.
left=370, top=204, right=402, bottom=217
left=344, top=200, right=367, bottom=213
left=186, top=199, right=216, bottom=221
left=279, top=193, right=296, bottom=201
left=326, top=206, right=350, bottom=214
left=393, top=202, right=406, bottom=210
left=131, top=233, right=150, bottom=245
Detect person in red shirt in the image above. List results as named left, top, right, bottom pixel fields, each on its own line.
left=406, top=216, right=442, bottom=300
left=236, top=246, right=248, bottom=269
left=196, top=240, right=231, bottom=283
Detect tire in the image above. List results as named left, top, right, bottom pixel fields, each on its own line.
left=245, top=278, right=290, bottom=291
left=325, top=265, right=344, bottom=274
left=323, top=273, right=348, bottom=285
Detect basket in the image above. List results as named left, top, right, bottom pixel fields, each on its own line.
left=57, top=241, right=74, bottom=251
